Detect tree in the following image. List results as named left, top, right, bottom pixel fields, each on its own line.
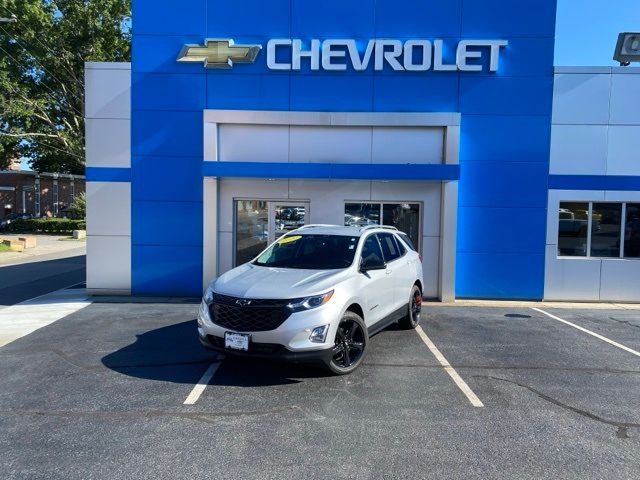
left=0, top=0, right=130, bottom=174
left=68, top=190, right=86, bottom=218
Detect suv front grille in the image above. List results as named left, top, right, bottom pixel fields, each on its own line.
left=209, top=294, right=292, bottom=332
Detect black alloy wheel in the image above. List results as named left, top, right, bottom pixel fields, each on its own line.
left=399, top=285, right=422, bottom=329
left=327, top=312, right=367, bottom=375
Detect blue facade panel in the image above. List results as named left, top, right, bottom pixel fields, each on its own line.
left=131, top=0, right=557, bottom=298
left=456, top=252, right=545, bottom=300
left=132, top=245, right=203, bottom=296
left=460, top=115, right=552, bottom=163
left=132, top=157, right=203, bottom=202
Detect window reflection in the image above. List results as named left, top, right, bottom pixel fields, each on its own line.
left=625, top=203, right=640, bottom=258
left=275, top=206, right=306, bottom=239
left=590, top=203, right=622, bottom=258
left=235, top=200, right=268, bottom=265
left=558, top=202, right=589, bottom=256
left=344, top=203, right=380, bottom=227
left=345, top=202, right=421, bottom=253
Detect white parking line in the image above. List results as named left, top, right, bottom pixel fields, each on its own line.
left=183, top=362, right=221, bottom=405
left=415, top=325, right=484, bottom=408
left=532, top=308, right=640, bottom=358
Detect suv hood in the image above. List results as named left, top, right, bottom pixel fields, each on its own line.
left=212, top=263, right=350, bottom=299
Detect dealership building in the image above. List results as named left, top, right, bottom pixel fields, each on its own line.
left=84, top=0, right=640, bottom=302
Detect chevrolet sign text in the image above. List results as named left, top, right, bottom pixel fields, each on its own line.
left=267, top=39, right=508, bottom=72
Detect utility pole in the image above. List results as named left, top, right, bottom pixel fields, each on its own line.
left=0, top=14, right=17, bottom=23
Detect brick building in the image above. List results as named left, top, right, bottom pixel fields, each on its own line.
left=0, top=171, right=85, bottom=219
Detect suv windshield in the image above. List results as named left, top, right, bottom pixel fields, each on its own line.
left=254, top=234, right=359, bottom=269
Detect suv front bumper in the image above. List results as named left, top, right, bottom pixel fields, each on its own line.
left=199, top=334, right=334, bottom=364
left=197, top=299, right=340, bottom=362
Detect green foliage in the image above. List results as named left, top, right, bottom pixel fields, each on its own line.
left=0, top=0, right=131, bottom=173
left=68, top=191, right=86, bottom=219
left=7, top=217, right=86, bottom=233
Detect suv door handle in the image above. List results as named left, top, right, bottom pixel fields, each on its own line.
left=385, top=269, right=392, bottom=275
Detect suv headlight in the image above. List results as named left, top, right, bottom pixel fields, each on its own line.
left=287, top=290, right=334, bottom=313
left=203, top=285, right=215, bottom=305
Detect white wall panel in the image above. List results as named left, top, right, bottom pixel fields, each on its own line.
left=552, top=73, right=610, bottom=125
left=85, top=119, right=131, bottom=168
left=218, top=179, right=289, bottom=232
left=371, top=127, right=444, bottom=164
left=86, top=182, right=131, bottom=237
left=609, top=74, right=640, bottom=125
left=85, top=63, right=131, bottom=120
left=218, top=125, right=289, bottom=162
left=86, top=235, right=131, bottom=291
left=600, top=260, right=640, bottom=302
left=289, top=126, right=372, bottom=164
left=218, top=232, right=233, bottom=274
left=607, top=126, right=640, bottom=176
left=604, top=191, right=640, bottom=202
left=544, top=245, right=602, bottom=301
left=422, top=236, right=440, bottom=298
left=549, top=125, right=607, bottom=175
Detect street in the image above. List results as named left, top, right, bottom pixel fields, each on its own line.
left=0, top=247, right=85, bottom=307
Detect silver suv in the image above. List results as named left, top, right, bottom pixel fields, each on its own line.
left=197, top=225, right=424, bottom=374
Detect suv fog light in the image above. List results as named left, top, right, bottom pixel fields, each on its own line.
left=309, top=325, right=329, bottom=343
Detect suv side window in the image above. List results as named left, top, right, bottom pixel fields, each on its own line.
left=360, top=234, right=384, bottom=265
left=377, top=233, right=402, bottom=262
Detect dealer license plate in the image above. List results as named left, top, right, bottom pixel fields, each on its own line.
left=225, top=332, right=250, bottom=351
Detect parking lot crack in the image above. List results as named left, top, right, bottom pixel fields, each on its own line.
left=478, top=375, right=640, bottom=439
left=0, top=405, right=311, bottom=424
left=609, top=317, right=640, bottom=330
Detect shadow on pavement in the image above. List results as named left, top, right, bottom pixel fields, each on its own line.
left=0, top=254, right=86, bottom=306
left=101, top=319, right=330, bottom=386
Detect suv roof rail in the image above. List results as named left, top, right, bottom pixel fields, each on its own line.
left=296, top=224, right=343, bottom=230
left=358, top=225, right=399, bottom=232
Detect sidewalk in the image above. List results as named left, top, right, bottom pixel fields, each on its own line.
left=0, top=234, right=86, bottom=265
left=0, top=287, right=91, bottom=347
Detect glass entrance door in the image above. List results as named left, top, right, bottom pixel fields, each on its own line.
left=271, top=203, right=308, bottom=242
left=235, top=201, right=309, bottom=266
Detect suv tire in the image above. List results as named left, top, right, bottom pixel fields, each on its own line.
left=326, top=311, right=367, bottom=375
left=399, top=285, right=422, bottom=330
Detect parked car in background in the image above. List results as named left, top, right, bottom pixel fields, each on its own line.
left=0, top=213, right=32, bottom=231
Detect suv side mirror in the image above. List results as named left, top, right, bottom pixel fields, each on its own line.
left=360, top=256, right=386, bottom=273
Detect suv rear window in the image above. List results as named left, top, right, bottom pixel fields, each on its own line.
left=377, top=233, right=402, bottom=262
left=397, top=232, right=417, bottom=252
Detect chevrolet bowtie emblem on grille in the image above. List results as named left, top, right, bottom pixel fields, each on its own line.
left=176, top=39, right=261, bottom=69
left=235, top=299, right=252, bottom=306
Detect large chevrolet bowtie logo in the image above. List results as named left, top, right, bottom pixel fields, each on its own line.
left=176, top=39, right=261, bottom=69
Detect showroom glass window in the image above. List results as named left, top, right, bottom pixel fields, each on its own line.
left=625, top=203, right=640, bottom=258
left=235, top=200, right=268, bottom=265
left=557, top=202, right=589, bottom=256
left=590, top=203, right=622, bottom=257
left=557, top=201, right=639, bottom=259
left=345, top=202, right=421, bottom=252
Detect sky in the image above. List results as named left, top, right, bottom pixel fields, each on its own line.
left=555, top=0, right=640, bottom=66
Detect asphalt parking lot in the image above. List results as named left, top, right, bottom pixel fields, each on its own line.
left=1, top=300, right=639, bottom=479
